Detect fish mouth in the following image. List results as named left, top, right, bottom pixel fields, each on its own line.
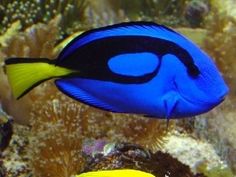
left=216, top=93, right=228, bottom=106
left=174, top=80, right=227, bottom=107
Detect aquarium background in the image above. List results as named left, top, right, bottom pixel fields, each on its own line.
left=0, top=0, right=235, bottom=176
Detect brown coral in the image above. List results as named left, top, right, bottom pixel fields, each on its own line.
left=203, top=7, right=236, bottom=96
left=200, top=5, right=236, bottom=173
left=1, top=15, right=61, bottom=59
left=83, top=142, right=197, bottom=177
left=111, top=114, right=172, bottom=151
left=29, top=87, right=85, bottom=177
left=0, top=15, right=61, bottom=124
left=75, top=108, right=172, bottom=152
left=26, top=81, right=172, bottom=176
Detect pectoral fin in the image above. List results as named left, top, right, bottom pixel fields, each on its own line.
left=163, top=92, right=179, bottom=125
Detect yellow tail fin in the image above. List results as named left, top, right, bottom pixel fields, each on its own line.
left=5, top=58, right=74, bottom=99
left=76, top=169, right=155, bottom=177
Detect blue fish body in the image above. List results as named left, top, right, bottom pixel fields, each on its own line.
left=5, top=22, right=229, bottom=118
left=54, top=22, right=228, bottom=118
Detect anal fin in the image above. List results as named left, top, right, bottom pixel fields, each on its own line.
left=163, top=91, right=179, bottom=127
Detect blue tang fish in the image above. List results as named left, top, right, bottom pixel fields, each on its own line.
left=4, top=22, right=229, bottom=119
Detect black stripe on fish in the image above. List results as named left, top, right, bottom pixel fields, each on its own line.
left=58, top=21, right=178, bottom=60
left=57, top=36, right=200, bottom=84
left=5, top=58, right=54, bottom=65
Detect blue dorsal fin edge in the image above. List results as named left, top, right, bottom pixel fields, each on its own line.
left=57, top=21, right=182, bottom=60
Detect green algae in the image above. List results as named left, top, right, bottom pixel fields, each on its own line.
left=0, top=0, right=87, bottom=37
left=198, top=163, right=234, bottom=177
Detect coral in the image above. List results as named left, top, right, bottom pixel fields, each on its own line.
left=141, top=0, right=190, bottom=25
left=198, top=1, right=236, bottom=173
left=0, top=119, right=13, bottom=152
left=78, top=108, right=172, bottom=152
left=83, top=142, right=197, bottom=177
left=111, top=114, right=172, bottom=151
left=87, top=0, right=202, bottom=27
left=176, top=28, right=207, bottom=46
left=193, top=100, right=236, bottom=174
left=82, top=139, right=107, bottom=156
left=1, top=15, right=61, bottom=59
left=0, top=15, right=61, bottom=124
left=86, top=0, right=128, bottom=27
left=0, top=0, right=39, bottom=34
left=163, top=131, right=227, bottom=174
left=197, top=162, right=234, bottom=177
left=0, top=21, right=22, bottom=48
left=0, top=160, right=7, bottom=177
left=0, top=98, right=13, bottom=153
left=185, top=0, right=209, bottom=28
left=2, top=124, right=32, bottom=176
left=107, top=0, right=191, bottom=27
left=151, top=151, right=196, bottom=177
left=203, top=3, right=236, bottom=94
left=0, top=103, right=11, bottom=125
left=37, top=0, right=88, bottom=37
left=29, top=88, right=85, bottom=177
left=26, top=83, right=171, bottom=176
left=0, top=0, right=88, bottom=36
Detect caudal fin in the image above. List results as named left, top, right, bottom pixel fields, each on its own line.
left=4, top=58, right=74, bottom=99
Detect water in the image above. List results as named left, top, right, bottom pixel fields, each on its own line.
left=0, top=0, right=235, bottom=176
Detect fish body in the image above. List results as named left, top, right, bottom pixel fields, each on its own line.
left=4, top=22, right=229, bottom=118
left=76, top=169, right=155, bottom=177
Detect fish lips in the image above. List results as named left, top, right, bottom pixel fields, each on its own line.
left=173, top=82, right=229, bottom=117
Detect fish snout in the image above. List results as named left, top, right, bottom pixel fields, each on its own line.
left=217, top=87, right=229, bottom=103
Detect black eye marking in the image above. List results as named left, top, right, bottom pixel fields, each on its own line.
left=187, top=64, right=200, bottom=78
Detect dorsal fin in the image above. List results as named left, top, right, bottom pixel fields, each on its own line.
left=58, top=22, right=194, bottom=60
